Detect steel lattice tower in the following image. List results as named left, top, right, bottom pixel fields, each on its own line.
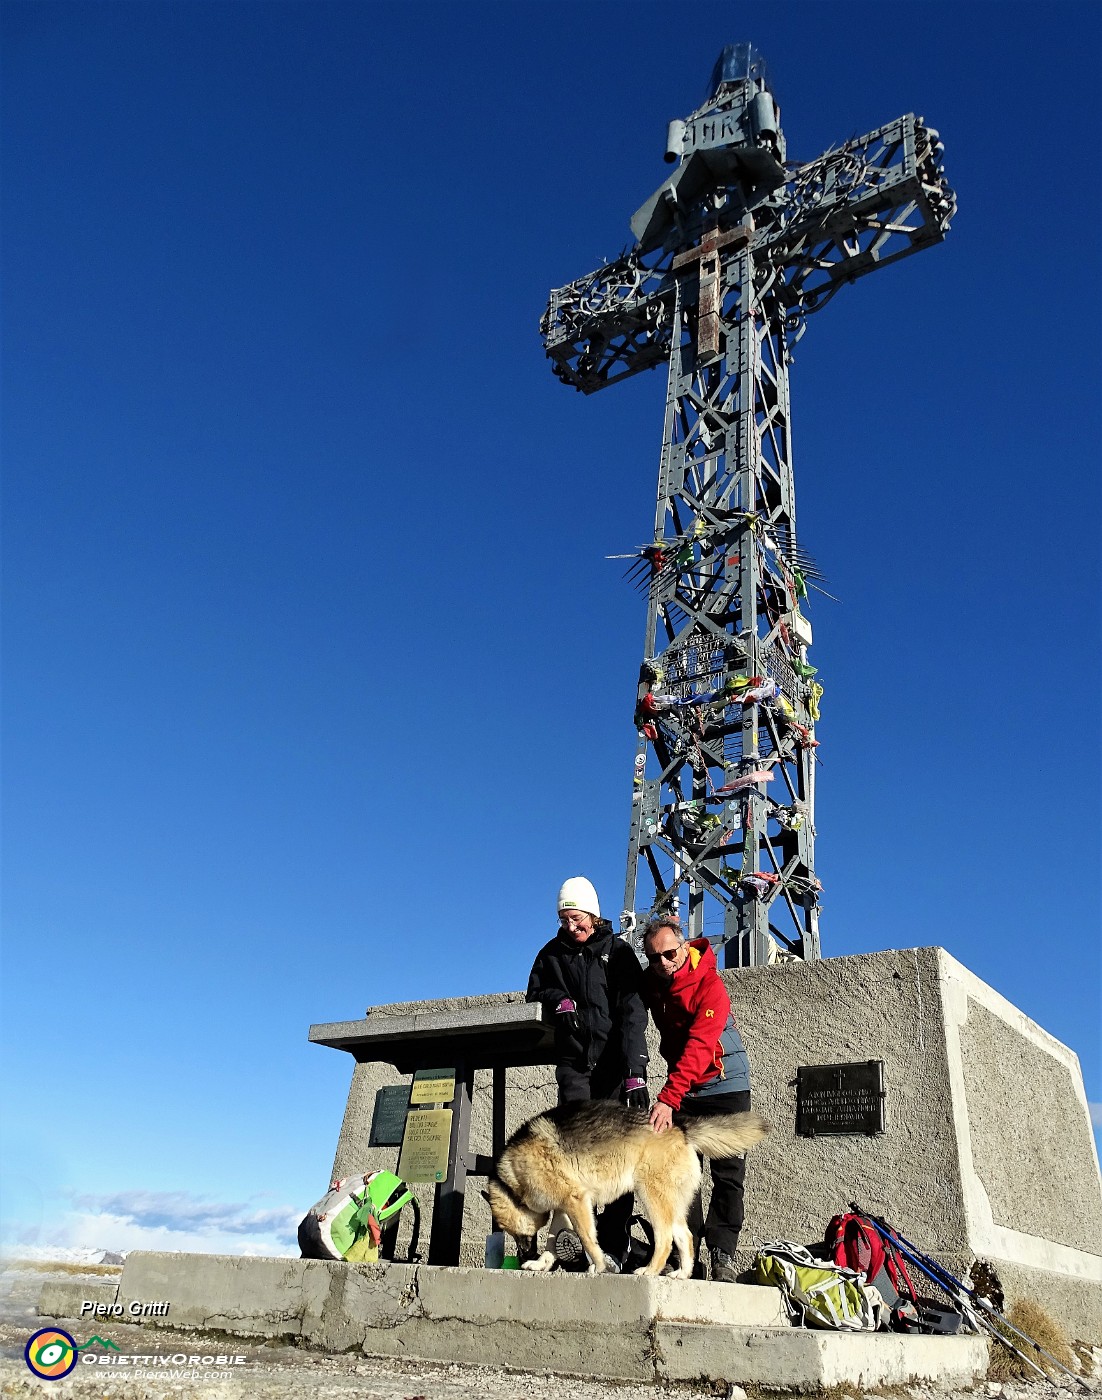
left=540, top=45, right=955, bottom=966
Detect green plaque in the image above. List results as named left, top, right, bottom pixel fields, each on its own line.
left=370, top=1084, right=412, bottom=1147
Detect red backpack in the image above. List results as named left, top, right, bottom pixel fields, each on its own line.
left=825, top=1212, right=917, bottom=1305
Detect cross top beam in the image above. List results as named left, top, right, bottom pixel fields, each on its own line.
left=541, top=47, right=955, bottom=966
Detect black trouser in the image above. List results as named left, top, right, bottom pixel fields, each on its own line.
left=555, top=1060, right=633, bottom=1263
left=677, top=1088, right=751, bottom=1259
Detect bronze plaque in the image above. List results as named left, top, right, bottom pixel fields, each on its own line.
left=369, top=1084, right=412, bottom=1147
left=796, top=1060, right=885, bottom=1136
left=409, top=1067, right=456, bottom=1105
left=397, top=1108, right=452, bottom=1183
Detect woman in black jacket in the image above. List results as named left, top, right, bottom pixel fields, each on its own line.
left=525, top=876, right=650, bottom=1268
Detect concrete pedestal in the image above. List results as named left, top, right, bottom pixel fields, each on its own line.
left=38, top=1254, right=991, bottom=1390
left=320, top=947, right=1102, bottom=1342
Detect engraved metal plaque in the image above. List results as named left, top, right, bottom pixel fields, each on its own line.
left=369, top=1084, right=412, bottom=1147
left=397, top=1108, right=452, bottom=1183
left=796, top=1060, right=885, bottom=1137
left=410, top=1067, right=456, bottom=1105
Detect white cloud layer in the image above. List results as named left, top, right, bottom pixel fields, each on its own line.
left=2, top=1188, right=300, bottom=1259
left=1090, top=1102, right=1102, bottom=1128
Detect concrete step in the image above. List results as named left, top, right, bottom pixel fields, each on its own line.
left=38, top=1251, right=989, bottom=1391
left=657, top=1324, right=988, bottom=1389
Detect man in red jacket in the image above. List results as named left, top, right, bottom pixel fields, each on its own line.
left=642, top=917, right=752, bottom=1283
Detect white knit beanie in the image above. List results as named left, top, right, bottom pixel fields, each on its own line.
left=557, top=876, right=600, bottom=918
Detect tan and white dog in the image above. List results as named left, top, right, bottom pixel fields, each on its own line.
left=486, top=1099, right=769, bottom=1277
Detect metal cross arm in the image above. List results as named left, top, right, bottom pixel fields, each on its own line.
left=539, top=253, right=675, bottom=394
left=762, top=116, right=954, bottom=329
left=540, top=116, right=953, bottom=394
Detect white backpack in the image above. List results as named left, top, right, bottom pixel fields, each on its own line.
left=298, top=1170, right=419, bottom=1264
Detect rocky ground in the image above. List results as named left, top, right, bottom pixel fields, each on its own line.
left=1, top=1262, right=1097, bottom=1400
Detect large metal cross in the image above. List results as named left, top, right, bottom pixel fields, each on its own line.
left=540, top=44, right=955, bottom=966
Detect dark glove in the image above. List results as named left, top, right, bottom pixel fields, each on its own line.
left=622, top=1077, right=650, bottom=1110
left=555, top=998, right=581, bottom=1033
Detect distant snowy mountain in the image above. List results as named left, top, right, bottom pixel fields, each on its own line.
left=2, top=1245, right=126, bottom=1265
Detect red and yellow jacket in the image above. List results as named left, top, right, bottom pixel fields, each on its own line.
left=643, top=938, right=748, bottom=1109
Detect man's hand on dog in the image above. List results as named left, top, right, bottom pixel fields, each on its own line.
left=649, top=1102, right=673, bottom=1133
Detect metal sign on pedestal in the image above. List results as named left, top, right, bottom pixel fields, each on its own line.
left=540, top=43, right=955, bottom=966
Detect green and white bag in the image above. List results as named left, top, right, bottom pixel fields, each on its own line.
left=753, top=1241, right=884, bottom=1331
left=298, top=1170, right=419, bottom=1264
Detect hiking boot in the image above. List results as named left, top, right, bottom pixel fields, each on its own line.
left=553, top=1228, right=585, bottom=1266
left=710, top=1248, right=739, bottom=1283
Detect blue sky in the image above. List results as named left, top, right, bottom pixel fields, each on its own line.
left=2, top=1, right=1099, bottom=1256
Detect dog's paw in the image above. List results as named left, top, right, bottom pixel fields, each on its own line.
left=585, top=1262, right=606, bottom=1275
left=521, top=1252, right=556, bottom=1272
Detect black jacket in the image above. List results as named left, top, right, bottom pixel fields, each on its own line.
left=526, top=924, right=649, bottom=1080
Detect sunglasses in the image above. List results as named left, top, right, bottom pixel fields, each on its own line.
left=646, top=946, right=684, bottom=964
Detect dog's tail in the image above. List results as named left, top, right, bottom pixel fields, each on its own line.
left=682, top=1110, right=770, bottom=1159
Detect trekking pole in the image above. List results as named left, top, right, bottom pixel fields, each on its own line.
left=858, top=1216, right=1048, bottom=1381
left=863, top=1211, right=1087, bottom=1387
left=968, top=1292, right=1090, bottom=1391
left=860, top=1211, right=1089, bottom=1392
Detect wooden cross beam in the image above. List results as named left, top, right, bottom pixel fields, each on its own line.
left=672, top=218, right=753, bottom=366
